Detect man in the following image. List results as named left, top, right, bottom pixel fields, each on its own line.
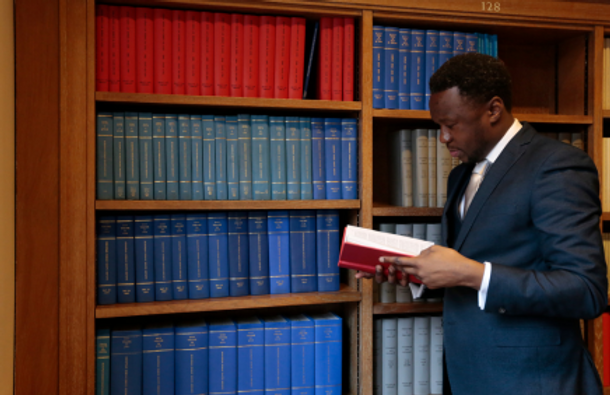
left=358, top=53, right=608, bottom=394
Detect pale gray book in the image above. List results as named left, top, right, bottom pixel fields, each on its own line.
left=412, top=129, right=429, bottom=207
left=572, top=132, right=584, bottom=150
left=382, top=318, right=398, bottom=395
left=558, top=132, right=571, bottom=145
left=413, top=317, right=430, bottom=395
left=436, top=130, right=452, bottom=208
left=395, top=224, right=413, bottom=303
left=429, top=316, right=444, bottom=395
left=427, top=129, right=437, bottom=208
left=397, top=317, right=414, bottom=395
left=390, top=129, right=413, bottom=207
left=380, top=223, right=397, bottom=303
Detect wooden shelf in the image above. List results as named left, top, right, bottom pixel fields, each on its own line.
left=96, top=199, right=361, bottom=211
left=373, top=203, right=444, bottom=217
left=602, top=213, right=610, bottom=221
left=96, top=284, right=361, bottom=319
left=373, top=302, right=443, bottom=315
left=373, top=109, right=432, bottom=119
left=373, top=109, right=592, bottom=124
left=603, top=110, right=610, bottom=118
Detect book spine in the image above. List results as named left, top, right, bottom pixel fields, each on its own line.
left=398, top=29, right=411, bottom=110
left=331, top=18, right=344, bottom=101
left=343, top=18, right=354, bottom=101
left=299, top=118, right=313, bottom=199
left=201, top=12, right=215, bottom=96
left=318, top=17, right=332, bottom=100
left=185, top=11, right=201, bottom=96
left=382, top=318, right=398, bottom=395
left=243, top=15, right=260, bottom=98
left=108, top=6, right=121, bottom=92
left=142, top=326, right=175, bottom=395
left=153, top=215, right=173, bottom=301
left=125, top=113, right=140, bottom=199
left=324, top=118, right=342, bottom=200
left=270, top=116, right=287, bottom=200
left=186, top=214, right=209, bottom=299
left=466, top=32, right=479, bottom=53
left=372, top=25, right=385, bottom=108
left=424, top=30, right=439, bottom=111
left=311, top=118, right=326, bottom=199
left=285, top=117, right=301, bottom=200
left=165, top=115, right=180, bottom=200
left=380, top=281, right=396, bottom=303
left=264, top=318, right=292, bottom=395
left=228, top=213, right=250, bottom=296
left=230, top=14, right=244, bottom=97
left=237, top=320, right=265, bottom=395
left=134, top=215, right=155, bottom=303
left=119, top=7, right=136, bottom=92
left=413, top=317, right=430, bottom=395
left=259, top=16, right=276, bottom=98
left=427, top=129, right=437, bottom=207
left=202, top=115, right=217, bottom=199
left=412, top=129, right=429, bottom=208
left=313, top=314, right=342, bottom=395
left=429, top=316, right=443, bottom=395
left=289, top=210, right=317, bottom=293
left=341, top=118, right=358, bottom=199
left=290, top=317, right=315, bottom=395
left=409, top=30, right=425, bottom=110
left=215, top=116, right=228, bottom=200
left=436, top=129, right=451, bottom=208
left=97, top=216, right=117, bottom=305
left=171, top=214, right=188, bottom=300
left=453, top=32, right=466, bottom=56
left=175, top=322, right=209, bottom=395
left=238, top=114, right=253, bottom=200
left=135, top=8, right=153, bottom=93
left=384, top=26, right=399, bottom=109
left=214, top=13, right=231, bottom=96
left=268, top=211, right=291, bottom=294
left=438, top=31, right=453, bottom=68
left=113, top=113, right=126, bottom=199
left=178, top=114, right=192, bottom=200
left=110, top=329, right=142, bottom=395
left=153, top=8, right=172, bottom=94
left=251, top=115, right=271, bottom=200
left=275, top=16, right=291, bottom=99
left=209, top=321, right=237, bottom=395
left=400, top=129, right=413, bottom=207
left=96, top=328, right=110, bottom=395
left=226, top=116, right=240, bottom=200
left=96, top=5, right=110, bottom=91
left=248, top=211, right=270, bottom=295
left=191, top=115, right=204, bottom=200
left=316, top=210, right=340, bottom=292
left=302, top=22, right=319, bottom=100
left=96, top=112, right=114, bottom=199
left=208, top=212, right=230, bottom=297
left=152, top=114, right=166, bottom=200
left=288, top=17, right=306, bottom=99
left=396, top=317, right=414, bottom=395
left=138, top=112, right=153, bottom=200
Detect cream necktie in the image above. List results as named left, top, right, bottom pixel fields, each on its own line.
left=463, top=159, right=489, bottom=218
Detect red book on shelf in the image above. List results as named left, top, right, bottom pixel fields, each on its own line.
left=108, top=5, right=121, bottom=92
left=119, top=6, right=136, bottom=93
left=274, top=16, right=291, bottom=99
left=200, top=11, right=214, bottom=96
left=95, top=5, right=110, bottom=91
left=343, top=17, right=354, bottom=101
left=331, top=17, right=343, bottom=101
left=604, top=313, right=610, bottom=386
left=230, top=14, right=244, bottom=97
left=214, top=13, right=231, bottom=97
left=185, top=11, right=201, bottom=96
left=153, top=8, right=172, bottom=94
left=259, top=15, right=276, bottom=98
left=317, top=17, right=332, bottom=100
left=243, top=15, right=260, bottom=98
left=135, top=7, right=154, bottom=93
left=288, top=17, right=306, bottom=99
left=172, top=10, right=186, bottom=95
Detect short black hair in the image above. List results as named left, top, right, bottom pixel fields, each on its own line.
left=429, top=53, right=512, bottom=112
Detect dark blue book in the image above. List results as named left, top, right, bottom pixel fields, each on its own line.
left=264, top=316, right=291, bottom=395
left=97, top=216, right=117, bottom=305
left=288, top=314, right=315, bottom=395
left=316, top=210, right=340, bottom=292
left=191, top=115, right=205, bottom=200
left=179, top=114, right=193, bottom=200
left=491, top=34, right=498, bottom=57
left=215, top=116, right=228, bottom=200
left=398, top=29, right=411, bottom=110
left=270, top=116, right=287, bottom=200
left=311, top=118, right=326, bottom=200
left=466, top=32, right=479, bottom=53
left=289, top=210, right=317, bottom=293
left=186, top=214, right=209, bottom=299
left=96, top=328, right=111, bottom=395
left=267, top=211, right=290, bottom=294
left=138, top=112, right=154, bottom=199
left=299, top=118, right=313, bottom=200
left=176, top=320, right=209, bottom=395
left=424, top=30, right=439, bottom=111
left=228, top=213, right=250, bottom=296
left=96, top=112, right=114, bottom=199
left=209, top=319, right=237, bottom=395
left=134, top=215, right=154, bottom=303
left=113, top=112, right=126, bottom=199
left=384, top=26, right=399, bottom=109
left=152, top=114, right=167, bottom=200
left=202, top=115, right=216, bottom=200
left=372, top=25, right=385, bottom=109
left=251, top=115, right=271, bottom=200
left=153, top=215, right=173, bottom=301
left=324, top=118, right=342, bottom=200
left=438, top=31, right=453, bottom=68
left=409, top=30, right=425, bottom=110
left=248, top=211, right=270, bottom=295
left=110, top=328, right=142, bottom=395
left=285, top=117, right=301, bottom=200
left=165, top=114, right=180, bottom=200
left=116, top=216, right=136, bottom=303
left=311, top=313, right=342, bottom=395
left=142, top=324, right=174, bottom=395
left=302, top=22, right=319, bottom=99
left=125, top=112, right=140, bottom=199
left=236, top=317, right=265, bottom=395
left=340, top=119, right=357, bottom=200
left=208, top=212, right=229, bottom=297
left=171, top=214, right=188, bottom=300
left=226, top=115, right=240, bottom=200
left=453, top=32, right=466, bottom=57
left=238, top=114, right=253, bottom=200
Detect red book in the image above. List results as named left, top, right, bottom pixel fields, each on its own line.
left=317, top=17, right=332, bottom=100
left=200, top=12, right=214, bottom=96
left=95, top=5, right=110, bottom=91
left=185, top=11, right=201, bottom=95
left=288, top=17, right=306, bottom=99
left=229, top=14, right=244, bottom=97
left=119, top=7, right=136, bottom=92
left=604, top=313, right=610, bottom=386
left=243, top=15, right=260, bottom=98
left=135, top=7, right=153, bottom=93
left=343, top=18, right=355, bottom=101
left=108, top=6, right=121, bottom=92
left=331, top=17, right=343, bottom=101
left=214, top=13, right=231, bottom=97
left=172, top=10, right=186, bottom=94
left=274, top=16, right=291, bottom=99
left=259, top=16, right=276, bottom=98
left=153, top=8, right=172, bottom=94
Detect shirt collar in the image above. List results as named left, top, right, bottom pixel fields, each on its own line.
left=484, top=118, right=522, bottom=165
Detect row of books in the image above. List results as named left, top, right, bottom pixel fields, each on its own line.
left=96, top=113, right=358, bottom=201
left=97, top=210, right=341, bottom=305
left=374, top=316, right=443, bottom=395
left=372, top=26, right=498, bottom=110
left=96, top=313, right=342, bottom=395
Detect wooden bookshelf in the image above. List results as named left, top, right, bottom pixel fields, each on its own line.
left=373, top=302, right=443, bottom=315
left=373, top=109, right=593, bottom=124
left=96, top=199, right=361, bottom=211
left=372, top=203, right=444, bottom=217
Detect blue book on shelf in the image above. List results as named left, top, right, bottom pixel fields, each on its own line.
left=398, top=29, right=411, bottom=110
left=238, top=114, right=253, bottom=200
left=491, top=34, right=498, bottom=57
left=202, top=115, right=216, bottom=200
left=424, top=30, right=439, bottom=111
left=264, top=316, right=291, bottom=395
left=116, top=216, right=136, bottom=303
left=97, top=112, right=114, bottom=199
left=372, top=25, right=385, bottom=109
left=142, top=324, right=175, bottom=395
left=208, top=212, right=229, bottom=297
left=476, top=32, right=484, bottom=53
left=303, top=21, right=319, bottom=99
left=191, top=115, right=204, bottom=200
left=209, top=319, right=237, bottom=395
left=289, top=210, right=317, bottom=293
left=285, top=117, right=301, bottom=200
left=384, top=26, right=399, bottom=109
left=134, top=215, right=154, bottom=303
left=237, top=317, right=265, bottom=395
left=125, top=112, right=140, bottom=199
left=299, top=118, right=313, bottom=200
left=171, top=214, right=188, bottom=300
left=453, top=32, right=466, bottom=56
left=152, top=114, right=166, bottom=200
left=466, top=32, right=479, bottom=53
left=165, top=114, right=180, bottom=200
left=113, top=112, right=126, bottom=199
left=311, top=118, right=326, bottom=200
left=324, top=118, right=342, bottom=200
left=288, top=314, right=315, bottom=395
left=251, top=115, right=271, bottom=200
left=186, top=214, right=209, bottom=299
left=316, top=210, right=340, bottom=292
left=226, top=115, right=240, bottom=200
left=176, top=320, right=209, bottom=395
left=178, top=114, right=193, bottom=200
left=215, top=116, right=228, bottom=200
left=409, top=30, right=425, bottom=110
left=110, top=328, right=142, bottom=395
left=97, top=216, right=117, bottom=305
left=153, top=215, right=173, bottom=301
left=248, top=211, right=270, bottom=295
left=228, top=213, right=250, bottom=296
left=268, top=211, right=290, bottom=294
left=270, top=116, right=287, bottom=200
left=311, top=313, right=342, bottom=395
left=96, top=328, right=111, bottom=395
left=340, top=119, right=357, bottom=200
left=438, top=31, right=453, bottom=68
left=138, top=112, right=154, bottom=199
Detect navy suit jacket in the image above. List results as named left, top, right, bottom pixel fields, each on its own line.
left=441, top=122, right=608, bottom=395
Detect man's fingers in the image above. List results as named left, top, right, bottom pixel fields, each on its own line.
left=374, top=265, right=386, bottom=284
left=379, top=256, right=415, bottom=266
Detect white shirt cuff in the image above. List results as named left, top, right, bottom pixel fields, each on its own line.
left=478, top=262, right=492, bottom=310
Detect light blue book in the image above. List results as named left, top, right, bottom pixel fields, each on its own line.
left=424, top=30, right=439, bottom=111
left=248, top=211, right=270, bottom=295
left=152, top=114, right=166, bottom=200
left=165, top=114, right=180, bottom=200
left=215, top=116, right=228, bottom=200
left=324, top=118, right=342, bottom=200
left=125, top=112, right=140, bottom=199
left=398, top=29, right=411, bottom=110
left=289, top=210, right=317, bottom=293
left=176, top=320, right=208, bottom=395
left=299, top=117, right=313, bottom=200
left=316, top=210, right=340, bottom=292
left=236, top=317, right=265, bottom=395
left=251, top=115, right=271, bottom=200
left=270, top=116, right=287, bottom=200
left=97, top=216, right=117, bottom=305
left=238, top=114, right=253, bottom=200
left=96, top=328, right=111, bottom=395
left=110, top=328, right=142, bottom=395
left=209, top=319, right=237, bottom=395
left=228, top=213, right=249, bottom=296
left=208, top=212, right=229, bottom=297
left=186, top=214, right=209, bottom=299
left=202, top=115, right=216, bottom=200
left=138, top=112, right=154, bottom=199
left=340, top=119, right=358, bottom=200
left=97, top=112, right=113, bottom=199
left=268, top=211, right=290, bottom=294
left=372, top=25, right=385, bottom=109
left=134, top=215, right=154, bottom=302
left=113, top=112, right=126, bottom=199
left=409, top=30, right=425, bottom=110
left=116, top=216, right=136, bottom=303
left=178, top=114, right=193, bottom=200
left=384, top=26, right=399, bottom=109
left=153, top=215, right=173, bottom=301
left=288, top=314, right=315, bottom=395
left=142, top=324, right=175, bottom=395
left=311, top=118, right=326, bottom=200
left=171, top=214, right=188, bottom=300
left=438, top=31, right=453, bottom=68
left=311, top=313, right=342, bottom=395
left=191, top=115, right=204, bottom=200
left=226, top=115, right=240, bottom=200
left=264, top=316, right=291, bottom=395
left=491, top=34, right=498, bottom=57
left=285, top=117, right=301, bottom=200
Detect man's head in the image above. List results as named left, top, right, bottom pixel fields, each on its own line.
left=429, top=53, right=514, bottom=164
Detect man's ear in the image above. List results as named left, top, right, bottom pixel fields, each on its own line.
left=488, top=96, right=504, bottom=123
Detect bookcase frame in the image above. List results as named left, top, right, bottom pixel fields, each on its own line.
left=14, top=1, right=610, bottom=394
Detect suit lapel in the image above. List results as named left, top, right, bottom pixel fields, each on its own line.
left=441, top=163, right=473, bottom=246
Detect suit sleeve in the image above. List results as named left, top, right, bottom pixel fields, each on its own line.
left=484, top=147, right=608, bottom=319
